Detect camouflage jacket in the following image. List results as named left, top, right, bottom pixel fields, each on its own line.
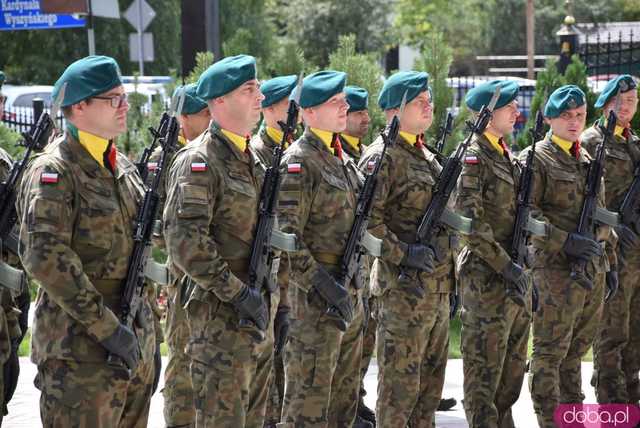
left=163, top=123, right=261, bottom=306
left=581, top=123, right=640, bottom=262
left=0, top=147, right=21, bottom=364
left=519, top=137, right=615, bottom=272
left=277, top=128, right=365, bottom=294
left=16, top=133, right=156, bottom=364
left=250, top=127, right=281, bottom=172
left=359, top=134, right=455, bottom=295
left=455, top=133, right=520, bottom=273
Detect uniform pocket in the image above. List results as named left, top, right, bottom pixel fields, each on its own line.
left=178, top=183, right=209, bottom=219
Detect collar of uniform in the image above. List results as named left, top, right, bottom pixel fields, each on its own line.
left=221, top=128, right=248, bottom=153
left=483, top=131, right=505, bottom=156
left=399, top=131, right=419, bottom=147
left=550, top=133, right=573, bottom=156
left=340, top=133, right=360, bottom=152
left=63, top=128, right=113, bottom=178
left=66, top=123, right=113, bottom=171
left=178, top=134, right=188, bottom=146
left=266, top=126, right=284, bottom=146
left=310, top=128, right=334, bottom=151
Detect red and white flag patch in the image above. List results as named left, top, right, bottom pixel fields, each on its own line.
left=40, top=172, right=59, bottom=184
left=464, top=156, right=479, bottom=165
left=287, top=163, right=302, bottom=173
left=147, top=162, right=158, bottom=171
left=367, top=160, right=377, bottom=171
left=191, top=162, right=207, bottom=172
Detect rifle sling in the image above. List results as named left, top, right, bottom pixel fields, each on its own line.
left=0, top=261, right=24, bottom=291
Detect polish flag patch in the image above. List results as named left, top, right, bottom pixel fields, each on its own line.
left=287, top=163, right=302, bottom=173
left=367, top=160, right=377, bottom=171
left=464, top=156, right=479, bottom=165
left=147, top=162, right=158, bottom=171
left=191, top=162, right=207, bottom=172
left=40, top=172, right=59, bottom=184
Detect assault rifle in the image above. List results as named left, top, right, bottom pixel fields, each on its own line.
left=0, top=84, right=65, bottom=291
left=510, top=111, right=545, bottom=311
left=239, top=74, right=303, bottom=341
left=570, top=90, right=622, bottom=289
left=108, top=89, right=185, bottom=372
left=325, top=93, right=407, bottom=331
left=135, top=112, right=170, bottom=184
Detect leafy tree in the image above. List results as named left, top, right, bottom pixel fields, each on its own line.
left=328, top=35, right=384, bottom=144
left=0, top=123, right=23, bottom=158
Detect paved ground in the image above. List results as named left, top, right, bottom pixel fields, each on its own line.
left=5, top=357, right=598, bottom=427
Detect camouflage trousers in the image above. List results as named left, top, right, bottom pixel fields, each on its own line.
left=264, top=351, right=285, bottom=426
left=593, top=259, right=640, bottom=404
left=186, top=289, right=276, bottom=428
left=459, top=257, right=531, bottom=428
left=163, top=280, right=195, bottom=427
left=360, top=296, right=377, bottom=398
left=376, top=288, right=450, bottom=428
left=278, top=287, right=364, bottom=428
left=35, top=357, right=155, bottom=428
left=529, top=267, right=604, bottom=428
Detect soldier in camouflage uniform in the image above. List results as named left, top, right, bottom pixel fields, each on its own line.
left=276, top=70, right=368, bottom=428
left=581, top=75, right=640, bottom=405
left=0, top=95, right=22, bottom=422
left=16, top=55, right=156, bottom=427
left=147, top=83, right=209, bottom=428
left=357, top=71, right=452, bottom=428
left=338, top=85, right=378, bottom=428
left=164, top=55, right=283, bottom=427
left=251, top=75, right=298, bottom=428
left=521, top=85, right=616, bottom=427
left=455, top=80, right=533, bottom=428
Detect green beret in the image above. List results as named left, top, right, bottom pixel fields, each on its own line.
left=196, top=55, right=257, bottom=101
left=0, top=71, right=5, bottom=87
left=261, top=75, right=297, bottom=108
left=378, top=71, right=428, bottom=110
left=544, top=85, right=586, bottom=118
left=52, top=56, right=123, bottom=107
left=173, top=83, right=208, bottom=115
left=292, top=70, right=346, bottom=108
left=345, top=86, right=368, bottom=113
left=595, top=74, right=637, bottom=108
left=465, top=79, right=519, bottom=112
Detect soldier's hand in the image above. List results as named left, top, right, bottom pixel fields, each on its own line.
left=232, top=285, right=268, bottom=332
left=101, top=323, right=141, bottom=372
left=274, top=306, right=290, bottom=355
left=449, top=293, right=460, bottom=320
left=313, top=267, right=354, bottom=324
left=562, top=233, right=602, bottom=262
left=401, top=243, right=436, bottom=273
left=501, top=261, right=528, bottom=306
left=605, top=269, right=619, bottom=303
left=615, top=224, right=640, bottom=253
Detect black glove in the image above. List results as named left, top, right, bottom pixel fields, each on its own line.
left=101, top=323, right=140, bottom=372
left=501, top=261, right=529, bottom=307
left=605, top=269, right=619, bottom=303
left=232, top=285, right=268, bottom=332
left=562, top=233, right=603, bottom=262
left=615, top=224, right=640, bottom=254
left=313, top=268, right=354, bottom=324
left=152, top=343, right=162, bottom=394
left=273, top=307, right=290, bottom=355
left=3, top=344, right=19, bottom=408
left=401, top=244, right=436, bottom=273
left=449, top=293, right=460, bottom=320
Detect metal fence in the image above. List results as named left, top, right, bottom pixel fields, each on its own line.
left=580, top=29, right=640, bottom=76
left=2, top=100, right=64, bottom=134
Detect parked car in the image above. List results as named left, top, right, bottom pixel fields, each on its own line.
left=1, top=84, right=54, bottom=122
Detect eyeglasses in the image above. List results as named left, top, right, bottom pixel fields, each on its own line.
left=93, top=93, right=128, bottom=108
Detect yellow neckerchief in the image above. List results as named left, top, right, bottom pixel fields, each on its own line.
left=77, top=129, right=110, bottom=168
left=266, top=126, right=284, bottom=145
left=483, top=131, right=505, bottom=156
left=615, top=125, right=626, bottom=139
left=551, top=133, right=574, bottom=156
left=221, top=128, right=248, bottom=152
left=399, top=131, right=419, bottom=146
left=178, top=135, right=188, bottom=146
left=310, top=128, right=334, bottom=151
left=341, top=133, right=360, bottom=152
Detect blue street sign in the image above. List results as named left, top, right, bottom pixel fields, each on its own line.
left=0, top=0, right=86, bottom=31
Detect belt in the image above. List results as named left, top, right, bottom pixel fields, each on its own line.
left=312, top=252, right=342, bottom=265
